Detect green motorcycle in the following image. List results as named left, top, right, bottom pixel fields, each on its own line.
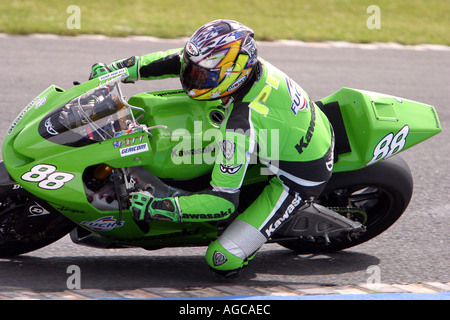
left=0, top=69, right=441, bottom=257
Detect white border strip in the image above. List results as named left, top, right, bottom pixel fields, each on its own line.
left=1, top=33, right=449, bottom=51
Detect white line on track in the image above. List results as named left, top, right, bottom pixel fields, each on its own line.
left=1, top=33, right=449, bottom=51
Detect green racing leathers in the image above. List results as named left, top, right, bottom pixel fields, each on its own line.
left=93, top=49, right=334, bottom=275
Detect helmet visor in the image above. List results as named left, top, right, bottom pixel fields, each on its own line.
left=180, top=54, right=220, bottom=93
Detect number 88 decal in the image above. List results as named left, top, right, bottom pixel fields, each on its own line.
left=367, top=125, right=410, bottom=166
left=21, top=164, right=74, bottom=190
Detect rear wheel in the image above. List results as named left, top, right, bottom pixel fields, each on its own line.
left=277, top=156, right=413, bottom=253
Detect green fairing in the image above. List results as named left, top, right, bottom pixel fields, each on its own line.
left=2, top=67, right=441, bottom=249
left=319, top=88, right=441, bottom=172
left=128, top=90, right=223, bottom=179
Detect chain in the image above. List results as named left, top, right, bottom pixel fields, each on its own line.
left=327, top=206, right=368, bottom=225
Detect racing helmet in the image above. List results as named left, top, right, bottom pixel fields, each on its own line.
left=180, top=20, right=258, bottom=101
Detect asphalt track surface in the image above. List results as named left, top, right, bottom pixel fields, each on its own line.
left=0, top=34, right=448, bottom=300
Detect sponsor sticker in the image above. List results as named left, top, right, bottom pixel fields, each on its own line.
left=34, top=96, right=47, bottom=109
left=80, top=216, right=124, bottom=231
left=45, top=118, right=58, bottom=135
left=286, top=77, right=308, bottom=115
left=219, top=163, right=242, bottom=175
left=28, top=202, right=51, bottom=217
left=219, top=139, right=236, bottom=160
left=120, top=143, right=148, bottom=157
left=113, top=135, right=145, bottom=148
left=226, top=75, right=247, bottom=92
left=98, top=68, right=128, bottom=83
left=185, top=41, right=199, bottom=56
left=213, top=251, right=228, bottom=266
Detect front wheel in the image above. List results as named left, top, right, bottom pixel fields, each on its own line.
left=277, top=156, right=413, bottom=253
left=0, top=162, right=75, bottom=257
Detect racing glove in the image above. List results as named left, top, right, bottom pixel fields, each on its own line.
left=89, top=63, right=113, bottom=80
left=89, top=56, right=140, bottom=82
left=130, top=191, right=182, bottom=223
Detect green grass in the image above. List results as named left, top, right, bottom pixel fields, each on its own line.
left=0, top=0, right=449, bottom=45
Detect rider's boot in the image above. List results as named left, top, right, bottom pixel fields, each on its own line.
left=205, top=219, right=266, bottom=278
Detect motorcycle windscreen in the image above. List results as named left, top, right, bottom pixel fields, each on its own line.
left=39, top=80, right=138, bottom=147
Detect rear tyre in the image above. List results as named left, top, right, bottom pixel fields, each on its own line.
left=277, top=156, right=413, bottom=253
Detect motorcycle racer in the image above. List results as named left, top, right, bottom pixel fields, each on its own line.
left=90, top=20, right=334, bottom=277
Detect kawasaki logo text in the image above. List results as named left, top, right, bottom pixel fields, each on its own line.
left=265, top=194, right=302, bottom=238
left=295, top=102, right=316, bottom=155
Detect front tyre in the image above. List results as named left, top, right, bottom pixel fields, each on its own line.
left=0, top=162, right=75, bottom=257
left=277, top=156, right=413, bottom=253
